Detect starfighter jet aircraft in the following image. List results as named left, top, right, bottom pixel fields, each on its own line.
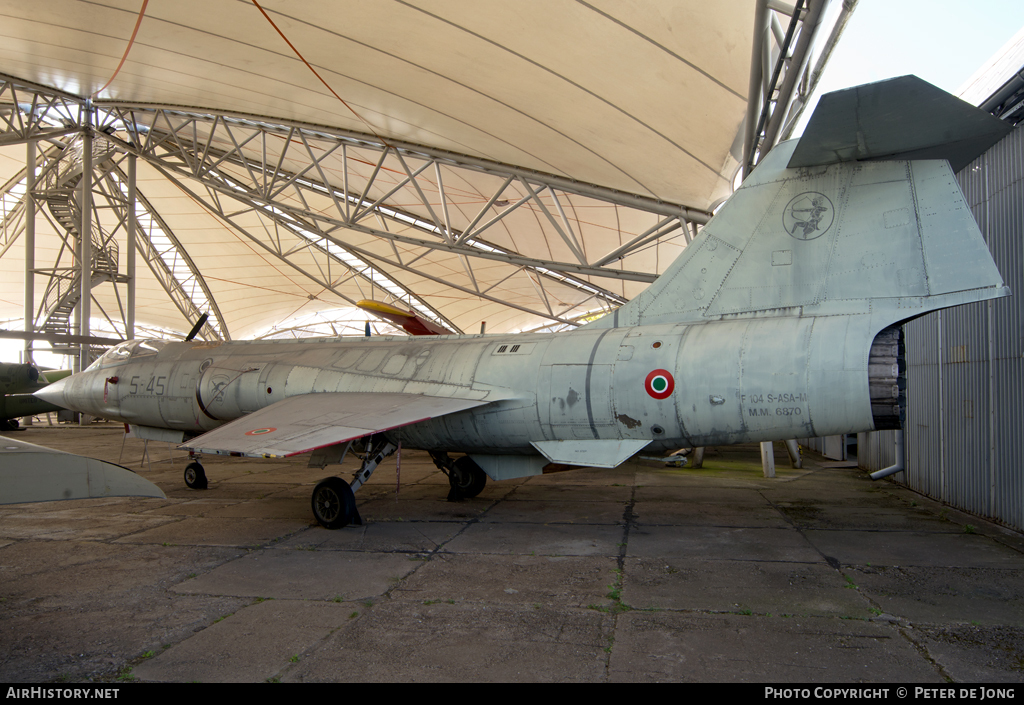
left=37, top=78, right=1012, bottom=529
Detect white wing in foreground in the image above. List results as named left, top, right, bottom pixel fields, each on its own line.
left=183, top=392, right=494, bottom=458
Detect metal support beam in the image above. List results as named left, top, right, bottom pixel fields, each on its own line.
left=24, top=141, right=35, bottom=364
left=785, top=439, right=802, bottom=468
left=78, top=121, right=92, bottom=371
left=0, top=329, right=123, bottom=346
left=126, top=154, right=136, bottom=341
left=778, top=0, right=858, bottom=142
left=760, top=440, right=776, bottom=478
left=762, top=0, right=825, bottom=152
left=743, top=0, right=771, bottom=180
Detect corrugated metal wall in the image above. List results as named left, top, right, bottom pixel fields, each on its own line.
left=858, top=123, right=1024, bottom=531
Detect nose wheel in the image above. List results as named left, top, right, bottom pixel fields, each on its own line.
left=184, top=461, right=208, bottom=490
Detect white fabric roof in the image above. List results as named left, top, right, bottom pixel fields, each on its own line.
left=0, top=0, right=760, bottom=338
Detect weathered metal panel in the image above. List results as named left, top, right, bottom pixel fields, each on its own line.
left=862, top=123, right=1024, bottom=532
left=993, top=358, right=1024, bottom=531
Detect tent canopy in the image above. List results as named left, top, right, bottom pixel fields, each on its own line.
left=0, top=0, right=841, bottom=341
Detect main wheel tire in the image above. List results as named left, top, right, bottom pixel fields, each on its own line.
left=451, top=456, right=487, bottom=498
left=184, top=462, right=208, bottom=490
left=311, top=476, right=357, bottom=530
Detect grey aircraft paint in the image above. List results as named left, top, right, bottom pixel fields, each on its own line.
left=36, top=81, right=1011, bottom=527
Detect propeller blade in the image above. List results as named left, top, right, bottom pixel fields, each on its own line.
left=184, top=313, right=209, bottom=342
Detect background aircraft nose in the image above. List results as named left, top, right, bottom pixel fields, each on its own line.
left=33, top=377, right=69, bottom=407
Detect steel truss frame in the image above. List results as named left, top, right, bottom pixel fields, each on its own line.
left=95, top=105, right=697, bottom=327
left=98, top=158, right=227, bottom=341
left=3, top=71, right=707, bottom=334
left=0, top=75, right=229, bottom=346
left=743, top=0, right=855, bottom=178
left=2, top=0, right=847, bottom=338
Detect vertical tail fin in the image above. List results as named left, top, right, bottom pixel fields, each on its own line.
left=588, top=77, right=1011, bottom=332
left=587, top=134, right=1009, bottom=332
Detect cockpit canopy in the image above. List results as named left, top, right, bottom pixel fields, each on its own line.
left=85, top=340, right=171, bottom=371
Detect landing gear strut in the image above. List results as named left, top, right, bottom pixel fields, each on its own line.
left=310, top=436, right=397, bottom=529
left=430, top=452, right=487, bottom=501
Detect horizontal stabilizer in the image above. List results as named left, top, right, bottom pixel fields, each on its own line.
left=0, top=438, right=164, bottom=504
left=530, top=439, right=650, bottom=468
left=789, top=75, right=1011, bottom=172
left=185, top=391, right=494, bottom=458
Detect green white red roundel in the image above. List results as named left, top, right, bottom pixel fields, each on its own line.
left=245, top=427, right=276, bottom=436
left=645, top=369, right=675, bottom=399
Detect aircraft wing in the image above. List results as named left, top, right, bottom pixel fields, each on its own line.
left=183, top=391, right=494, bottom=458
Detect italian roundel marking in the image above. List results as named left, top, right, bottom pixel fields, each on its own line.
left=645, top=369, right=675, bottom=400
left=245, top=427, right=276, bottom=436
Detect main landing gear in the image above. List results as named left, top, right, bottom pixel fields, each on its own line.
left=429, top=452, right=487, bottom=501
left=310, top=476, right=359, bottom=530
left=309, top=442, right=488, bottom=529
left=180, top=440, right=488, bottom=530
left=310, top=436, right=397, bottom=530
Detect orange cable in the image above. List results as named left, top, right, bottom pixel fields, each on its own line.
left=91, top=0, right=150, bottom=99
left=250, top=0, right=389, bottom=144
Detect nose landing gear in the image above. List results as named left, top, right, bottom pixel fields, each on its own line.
left=184, top=460, right=207, bottom=489
left=183, top=450, right=208, bottom=489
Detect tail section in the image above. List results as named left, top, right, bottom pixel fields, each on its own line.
left=589, top=139, right=1009, bottom=331
left=588, top=77, right=1010, bottom=332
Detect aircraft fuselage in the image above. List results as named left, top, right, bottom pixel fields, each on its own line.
left=57, top=313, right=884, bottom=460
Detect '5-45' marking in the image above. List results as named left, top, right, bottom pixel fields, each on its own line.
left=128, top=375, right=167, bottom=395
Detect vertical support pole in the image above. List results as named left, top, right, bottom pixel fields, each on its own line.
left=127, top=152, right=137, bottom=341
left=937, top=310, right=945, bottom=503
left=760, top=441, right=776, bottom=478
left=78, top=114, right=93, bottom=373
left=23, top=141, right=36, bottom=426
left=24, top=141, right=36, bottom=366
left=690, top=446, right=705, bottom=469
left=981, top=162, right=997, bottom=518
left=785, top=439, right=802, bottom=468
left=742, top=0, right=770, bottom=180
left=988, top=296, right=996, bottom=518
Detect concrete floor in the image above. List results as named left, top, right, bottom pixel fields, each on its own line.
left=2, top=421, right=1023, bottom=683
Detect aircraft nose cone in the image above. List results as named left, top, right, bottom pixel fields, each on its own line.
left=33, top=376, right=68, bottom=407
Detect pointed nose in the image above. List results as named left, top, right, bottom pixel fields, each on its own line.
left=33, top=376, right=69, bottom=407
